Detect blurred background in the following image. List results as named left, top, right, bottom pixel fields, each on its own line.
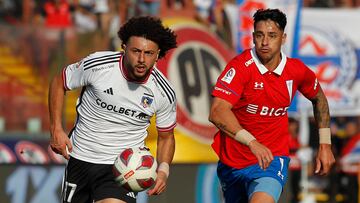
left=0, top=0, right=360, bottom=203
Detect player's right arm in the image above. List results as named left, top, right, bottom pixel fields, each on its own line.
left=48, top=72, right=72, bottom=160
left=209, top=97, right=273, bottom=169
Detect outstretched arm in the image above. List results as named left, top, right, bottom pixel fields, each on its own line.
left=48, top=72, right=72, bottom=159
left=208, top=97, right=273, bottom=170
left=147, top=129, right=175, bottom=195
left=310, top=87, right=335, bottom=175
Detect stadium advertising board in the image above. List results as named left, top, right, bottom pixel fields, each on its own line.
left=299, top=9, right=360, bottom=173
left=298, top=9, right=360, bottom=116
left=146, top=18, right=236, bottom=163
left=0, top=140, right=224, bottom=203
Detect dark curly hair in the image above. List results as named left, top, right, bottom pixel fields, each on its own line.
left=118, top=16, right=177, bottom=59
left=253, top=8, right=287, bottom=31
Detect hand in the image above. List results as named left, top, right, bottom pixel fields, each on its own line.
left=147, top=171, right=168, bottom=195
left=248, top=140, right=274, bottom=170
left=50, top=128, right=72, bottom=160
left=315, top=144, right=335, bottom=175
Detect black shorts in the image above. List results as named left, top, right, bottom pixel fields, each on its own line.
left=61, top=157, right=137, bottom=203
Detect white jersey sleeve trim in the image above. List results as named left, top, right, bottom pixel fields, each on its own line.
left=62, top=67, right=70, bottom=90
left=157, top=122, right=177, bottom=132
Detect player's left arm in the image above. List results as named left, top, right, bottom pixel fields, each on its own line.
left=147, top=129, right=175, bottom=195
left=310, top=87, right=335, bottom=175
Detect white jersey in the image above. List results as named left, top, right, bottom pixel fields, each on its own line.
left=62, top=51, right=177, bottom=164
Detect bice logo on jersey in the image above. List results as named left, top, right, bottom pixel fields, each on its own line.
left=246, top=104, right=289, bottom=116
left=221, top=68, right=236, bottom=84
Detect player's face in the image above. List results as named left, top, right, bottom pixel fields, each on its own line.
left=253, top=19, right=286, bottom=67
left=123, top=36, right=160, bottom=81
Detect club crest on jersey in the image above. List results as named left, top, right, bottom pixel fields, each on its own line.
left=221, top=68, right=236, bottom=84
left=141, top=96, right=153, bottom=108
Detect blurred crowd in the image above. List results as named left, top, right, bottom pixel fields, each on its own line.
left=285, top=115, right=360, bottom=203
left=1, top=0, right=359, bottom=54
left=303, top=0, right=360, bottom=7
left=0, top=0, right=236, bottom=51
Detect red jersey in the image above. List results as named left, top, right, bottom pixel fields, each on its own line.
left=44, top=1, right=72, bottom=28
left=211, top=48, right=320, bottom=169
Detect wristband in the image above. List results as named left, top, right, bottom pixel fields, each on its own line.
left=158, top=162, right=170, bottom=177
left=319, top=128, right=331, bottom=144
left=234, top=129, right=256, bottom=146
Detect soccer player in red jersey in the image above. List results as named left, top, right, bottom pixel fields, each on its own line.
left=209, top=8, right=335, bottom=203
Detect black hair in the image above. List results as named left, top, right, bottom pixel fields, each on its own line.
left=118, top=16, right=177, bottom=59
left=253, top=8, right=287, bottom=31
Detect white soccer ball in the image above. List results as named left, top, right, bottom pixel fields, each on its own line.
left=113, top=147, right=157, bottom=192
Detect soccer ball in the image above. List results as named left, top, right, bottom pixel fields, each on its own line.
left=113, top=147, right=157, bottom=192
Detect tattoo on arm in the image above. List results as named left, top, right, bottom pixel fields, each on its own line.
left=215, top=122, right=237, bottom=137
left=311, top=88, right=330, bottom=128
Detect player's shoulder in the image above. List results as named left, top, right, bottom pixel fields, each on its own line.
left=150, top=67, right=173, bottom=85
left=84, top=51, right=122, bottom=62
left=150, top=67, right=176, bottom=104
left=80, top=51, right=122, bottom=71
left=286, top=57, right=307, bottom=68
left=228, top=49, right=253, bottom=69
left=285, top=57, right=311, bottom=74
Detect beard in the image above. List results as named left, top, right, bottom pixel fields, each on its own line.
left=130, top=64, right=152, bottom=81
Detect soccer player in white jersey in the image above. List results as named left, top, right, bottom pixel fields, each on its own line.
left=209, top=9, right=335, bottom=203
left=49, top=16, right=177, bottom=203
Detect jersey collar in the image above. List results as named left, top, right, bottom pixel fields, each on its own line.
left=250, top=48, right=287, bottom=75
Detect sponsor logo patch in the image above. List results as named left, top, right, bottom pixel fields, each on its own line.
left=221, top=68, right=236, bottom=84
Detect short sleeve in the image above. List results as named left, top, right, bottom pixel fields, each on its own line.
left=298, top=63, right=320, bottom=99
left=212, top=56, right=248, bottom=105
left=63, top=57, right=91, bottom=90
left=155, top=98, right=177, bottom=132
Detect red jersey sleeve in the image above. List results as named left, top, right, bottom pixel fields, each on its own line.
left=297, top=60, right=320, bottom=99
left=212, top=55, right=249, bottom=105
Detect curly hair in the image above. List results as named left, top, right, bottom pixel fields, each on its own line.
left=118, top=16, right=177, bottom=59
left=253, top=8, right=287, bottom=31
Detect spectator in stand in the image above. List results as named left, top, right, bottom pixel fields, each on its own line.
left=73, top=2, right=97, bottom=33
left=193, top=0, right=232, bottom=48
left=167, top=0, right=185, bottom=10
left=42, top=0, right=73, bottom=28
left=288, top=117, right=301, bottom=203
left=303, top=0, right=360, bottom=7
left=93, top=0, right=112, bottom=36
left=107, top=0, right=124, bottom=50
left=37, top=0, right=76, bottom=77
left=124, top=0, right=137, bottom=20
left=0, top=0, right=22, bottom=24
left=136, top=0, right=161, bottom=16
left=194, top=0, right=214, bottom=29
left=303, top=0, right=335, bottom=7
left=331, top=116, right=351, bottom=157
left=338, top=119, right=359, bottom=203
left=334, top=0, right=360, bottom=7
